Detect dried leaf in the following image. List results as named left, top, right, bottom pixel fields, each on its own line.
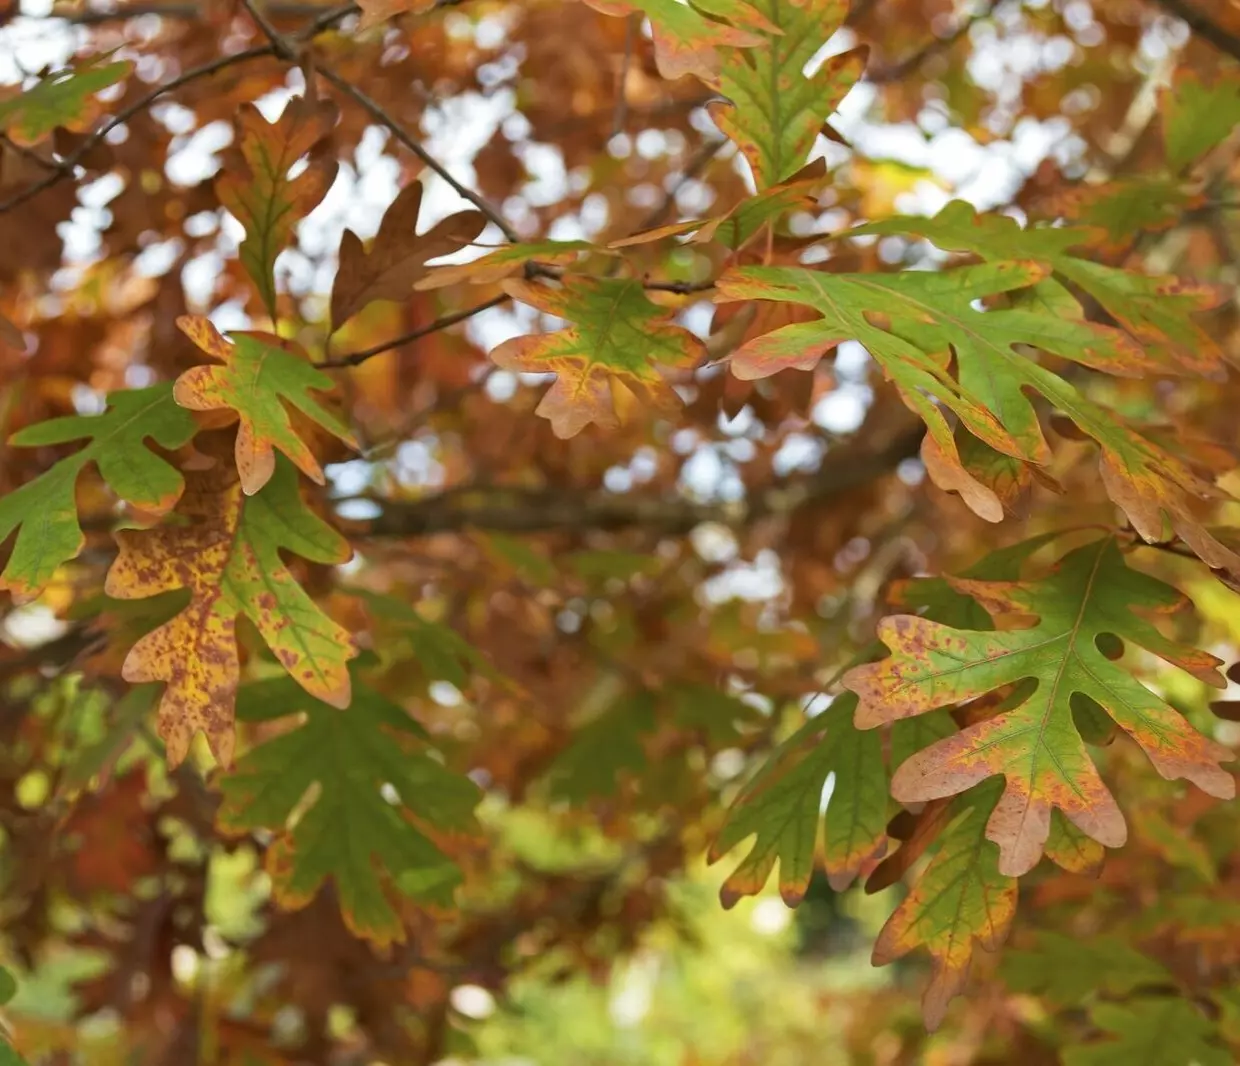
left=330, top=181, right=486, bottom=330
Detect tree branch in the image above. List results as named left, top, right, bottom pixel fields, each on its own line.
left=321, top=293, right=509, bottom=367
left=1150, top=0, right=1240, bottom=63
left=47, top=2, right=348, bottom=24
left=361, top=426, right=924, bottom=538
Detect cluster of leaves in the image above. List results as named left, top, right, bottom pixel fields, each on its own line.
left=3, top=0, right=1240, bottom=1062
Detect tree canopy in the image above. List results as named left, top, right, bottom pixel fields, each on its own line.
left=2, top=0, right=1240, bottom=1062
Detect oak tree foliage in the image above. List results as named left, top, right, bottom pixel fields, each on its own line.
left=1, top=0, right=1240, bottom=1062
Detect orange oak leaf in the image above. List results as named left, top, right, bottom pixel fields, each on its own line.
left=175, top=315, right=357, bottom=495
left=105, top=445, right=357, bottom=768
left=216, top=97, right=339, bottom=321
left=330, top=180, right=486, bottom=331
left=844, top=537, right=1235, bottom=877
left=492, top=277, right=706, bottom=438
left=355, top=0, right=439, bottom=30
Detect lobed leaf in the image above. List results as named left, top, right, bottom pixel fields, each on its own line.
left=844, top=537, right=1235, bottom=877
left=705, top=0, right=866, bottom=187
left=1002, top=932, right=1173, bottom=1006
left=709, top=692, right=888, bottom=905
left=217, top=672, right=481, bottom=946
left=215, top=97, right=339, bottom=321
left=493, top=277, right=706, bottom=438
left=416, top=239, right=606, bottom=290
left=330, top=180, right=486, bottom=330
left=356, top=0, right=439, bottom=29
left=0, top=55, right=131, bottom=146
left=1162, top=68, right=1240, bottom=172
left=1063, top=997, right=1231, bottom=1066
left=175, top=316, right=357, bottom=495
left=105, top=449, right=357, bottom=768
left=0, top=384, right=197, bottom=604
left=871, top=779, right=1016, bottom=1031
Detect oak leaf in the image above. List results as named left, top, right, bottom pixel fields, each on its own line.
left=216, top=98, right=339, bottom=321
left=844, top=537, right=1235, bottom=877
left=706, top=0, right=866, bottom=187
left=0, top=384, right=197, bottom=604
left=217, top=672, right=481, bottom=947
left=580, top=0, right=773, bottom=82
left=1162, top=69, right=1240, bottom=172
left=1063, top=998, right=1230, bottom=1066
left=355, top=0, right=439, bottom=30
left=415, top=239, right=604, bottom=290
left=0, top=55, right=132, bottom=147
left=709, top=692, right=888, bottom=904
left=330, top=180, right=486, bottom=331
left=1002, top=933, right=1172, bottom=1006
left=175, top=315, right=357, bottom=495
left=492, top=277, right=706, bottom=438
left=105, top=450, right=357, bottom=768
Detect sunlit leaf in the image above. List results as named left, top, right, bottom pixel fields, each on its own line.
left=105, top=449, right=357, bottom=768
left=175, top=316, right=357, bottom=495
left=844, top=537, right=1235, bottom=877
left=493, top=277, right=705, bottom=437
left=1162, top=69, right=1240, bottom=172
left=0, top=55, right=131, bottom=146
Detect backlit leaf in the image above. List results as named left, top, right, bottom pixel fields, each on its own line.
left=217, top=672, right=481, bottom=946
left=330, top=181, right=486, bottom=330
left=493, top=277, right=705, bottom=438
left=844, top=537, right=1235, bottom=877
left=0, top=56, right=131, bottom=146
left=175, top=316, right=357, bottom=495
left=706, top=0, right=866, bottom=187
left=580, top=0, right=772, bottom=82
left=105, top=449, right=357, bottom=768
left=215, top=97, right=339, bottom=321
left=416, top=240, right=605, bottom=290
left=709, top=692, right=887, bottom=905
left=0, top=384, right=197, bottom=603
left=872, top=778, right=1015, bottom=1031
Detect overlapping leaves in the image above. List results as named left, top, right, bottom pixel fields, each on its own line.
left=0, top=384, right=197, bottom=603
left=844, top=536, right=1235, bottom=877
left=106, top=448, right=356, bottom=767
left=217, top=671, right=481, bottom=946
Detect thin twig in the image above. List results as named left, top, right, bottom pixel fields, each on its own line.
left=635, top=136, right=728, bottom=232
left=866, top=0, right=999, bottom=83
left=0, top=45, right=276, bottom=214
left=0, top=133, right=58, bottom=171
left=322, top=294, right=509, bottom=368
left=240, top=0, right=296, bottom=59
left=48, top=2, right=345, bottom=24
left=315, top=63, right=519, bottom=242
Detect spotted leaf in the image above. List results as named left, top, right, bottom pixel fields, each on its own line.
left=709, top=692, right=888, bottom=906
left=706, top=0, right=866, bottom=187
left=844, top=537, right=1235, bottom=878
left=492, top=277, right=705, bottom=438
left=0, top=384, right=197, bottom=604
left=175, top=316, right=357, bottom=495
left=216, top=97, right=338, bottom=321
left=217, top=671, right=481, bottom=947
left=105, top=448, right=357, bottom=768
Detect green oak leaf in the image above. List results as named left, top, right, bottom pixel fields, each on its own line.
left=1162, top=69, right=1240, bottom=172
left=1064, top=998, right=1230, bottom=1066
left=494, top=277, right=705, bottom=438
left=844, top=537, right=1235, bottom=878
left=707, top=0, right=866, bottom=187
left=217, top=672, right=481, bottom=947
left=0, top=56, right=131, bottom=146
left=709, top=691, right=887, bottom=905
left=1002, top=933, right=1173, bottom=1006
left=0, top=384, right=197, bottom=603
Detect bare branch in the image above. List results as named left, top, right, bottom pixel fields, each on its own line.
left=314, top=63, right=519, bottom=242
left=241, top=0, right=297, bottom=60
left=866, top=0, right=999, bottom=83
